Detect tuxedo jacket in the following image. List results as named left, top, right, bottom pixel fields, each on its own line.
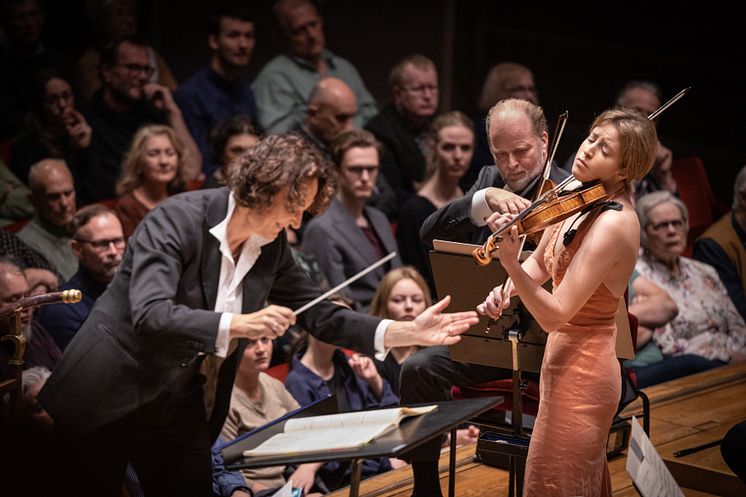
left=303, top=198, right=402, bottom=310
left=419, top=164, right=571, bottom=247
left=39, top=188, right=380, bottom=435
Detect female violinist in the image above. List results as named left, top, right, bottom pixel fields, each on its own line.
left=478, top=107, right=657, bottom=496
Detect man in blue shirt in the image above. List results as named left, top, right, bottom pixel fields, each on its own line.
left=37, top=204, right=125, bottom=350
left=174, top=6, right=259, bottom=176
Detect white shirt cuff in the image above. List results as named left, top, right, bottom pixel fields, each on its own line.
left=470, top=189, right=493, bottom=227
left=215, top=312, right=233, bottom=358
left=374, top=319, right=394, bottom=361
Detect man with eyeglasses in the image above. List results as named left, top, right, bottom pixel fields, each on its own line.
left=0, top=256, right=61, bottom=371
left=83, top=35, right=202, bottom=201
left=252, top=0, right=377, bottom=134
left=17, top=159, right=78, bottom=282
left=37, top=205, right=125, bottom=351
left=303, top=129, right=402, bottom=311
left=366, top=54, right=440, bottom=220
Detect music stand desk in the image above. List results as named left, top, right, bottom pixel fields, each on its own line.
left=223, top=396, right=503, bottom=497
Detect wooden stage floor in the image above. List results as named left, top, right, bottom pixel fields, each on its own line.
left=328, top=362, right=746, bottom=497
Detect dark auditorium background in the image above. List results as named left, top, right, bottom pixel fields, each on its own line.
left=38, top=0, right=745, bottom=204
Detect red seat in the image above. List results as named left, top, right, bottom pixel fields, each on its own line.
left=671, top=156, right=729, bottom=257
left=266, top=362, right=290, bottom=383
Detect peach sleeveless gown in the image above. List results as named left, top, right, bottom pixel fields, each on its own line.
left=522, top=219, right=621, bottom=496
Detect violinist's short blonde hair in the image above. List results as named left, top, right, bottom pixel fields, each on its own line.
left=590, top=108, right=657, bottom=189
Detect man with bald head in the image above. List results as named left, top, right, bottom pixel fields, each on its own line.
left=252, top=0, right=377, bottom=134
left=294, top=77, right=356, bottom=156
left=17, top=159, right=78, bottom=281
left=421, top=98, right=569, bottom=247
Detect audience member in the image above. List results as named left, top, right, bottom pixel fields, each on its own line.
left=83, top=36, right=200, bottom=201
left=0, top=229, right=58, bottom=292
left=292, top=76, right=397, bottom=219
left=37, top=205, right=124, bottom=350
left=397, top=111, right=473, bottom=293
left=369, top=266, right=431, bottom=394
left=623, top=269, right=679, bottom=371
left=10, top=69, right=98, bottom=202
left=16, top=159, right=77, bottom=281
left=293, top=77, right=356, bottom=158
left=0, top=257, right=61, bottom=370
left=420, top=98, right=569, bottom=248
left=0, top=0, right=63, bottom=139
left=466, top=62, right=538, bottom=189
left=220, top=335, right=324, bottom=497
left=615, top=81, right=677, bottom=198
left=13, top=366, right=54, bottom=497
left=1, top=159, right=33, bottom=226
left=75, top=0, right=177, bottom=103
left=695, top=164, right=746, bottom=320
left=115, top=124, right=189, bottom=237
left=303, top=129, right=402, bottom=311
left=285, top=296, right=398, bottom=490
left=632, top=191, right=746, bottom=386
left=366, top=54, right=439, bottom=217
left=252, top=0, right=377, bottom=134
left=174, top=5, right=258, bottom=176
left=202, top=114, right=262, bottom=190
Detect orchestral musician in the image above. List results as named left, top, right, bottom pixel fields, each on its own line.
left=479, top=107, right=657, bottom=495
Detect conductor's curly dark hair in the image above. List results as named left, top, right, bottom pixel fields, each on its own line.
left=228, top=134, right=336, bottom=216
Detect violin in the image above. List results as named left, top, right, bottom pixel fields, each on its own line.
left=472, top=87, right=692, bottom=266
left=472, top=177, right=609, bottom=265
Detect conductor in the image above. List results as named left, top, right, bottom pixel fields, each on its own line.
left=39, top=134, right=478, bottom=496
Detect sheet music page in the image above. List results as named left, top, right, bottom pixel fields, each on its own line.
left=626, top=416, right=685, bottom=497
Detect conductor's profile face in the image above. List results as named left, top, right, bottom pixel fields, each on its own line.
left=246, top=177, right=319, bottom=240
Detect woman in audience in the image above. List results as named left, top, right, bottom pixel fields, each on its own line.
left=202, top=115, right=262, bottom=189
left=369, top=266, right=431, bottom=394
left=115, top=124, right=188, bottom=237
left=369, top=267, right=479, bottom=447
left=396, top=112, right=474, bottom=294
left=220, top=335, right=324, bottom=497
left=285, top=295, right=399, bottom=490
left=632, top=190, right=746, bottom=386
left=11, top=69, right=97, bottom=201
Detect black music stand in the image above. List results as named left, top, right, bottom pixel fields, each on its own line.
left=222, top=395, right=503, bottom=497
left=429, top=241, right=547, bottom=497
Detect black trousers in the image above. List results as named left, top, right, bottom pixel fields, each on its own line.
left=54, top=386, right=214, bottom=497
left=399, top=345, right=538, bottom=462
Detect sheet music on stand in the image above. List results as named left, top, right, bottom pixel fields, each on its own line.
left=626, top=416, right=685, bottom=497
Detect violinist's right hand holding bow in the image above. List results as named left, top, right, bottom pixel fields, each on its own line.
left=477, top=282, right=513, bottom=319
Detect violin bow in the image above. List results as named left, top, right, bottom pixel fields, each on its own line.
left=649, top=87, right=690, bottom=121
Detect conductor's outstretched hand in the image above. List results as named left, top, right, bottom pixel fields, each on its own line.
left=410, top=295, right=479, bottom=346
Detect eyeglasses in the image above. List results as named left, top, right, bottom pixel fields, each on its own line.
left=648, top=219, right=685, bottom=232
left=344, top=165, right=379, bottom=176
left=118, top=63, right=155, bottom=77
left=75, top=237, right=126, bottom=250
left=401, top=84, right=439, bottom=95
